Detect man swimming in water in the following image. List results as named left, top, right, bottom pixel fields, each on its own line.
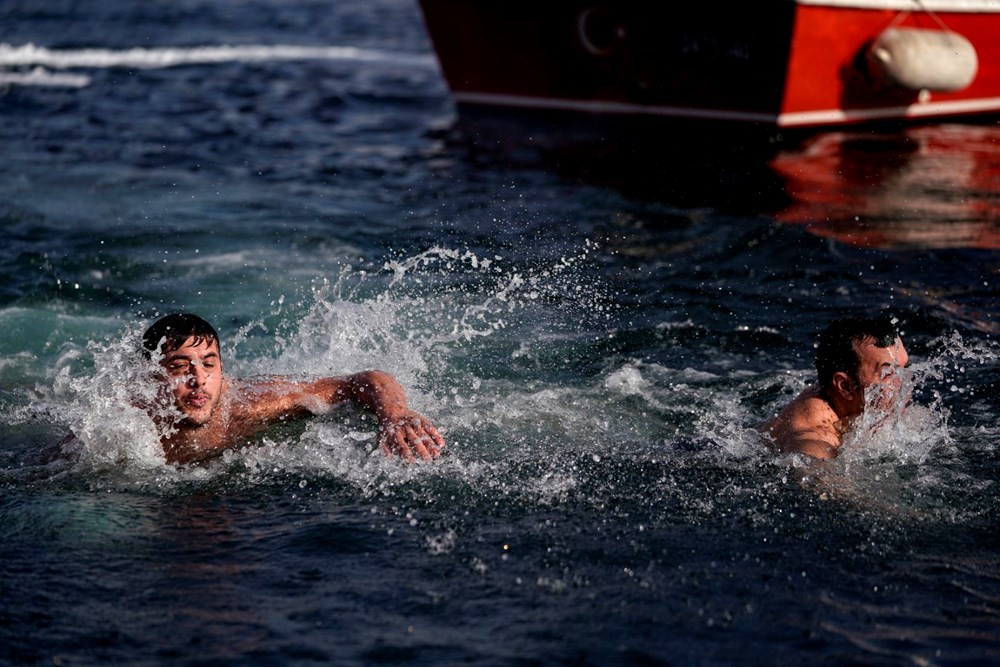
left=761, top=314, right=909, bottom=459
left=141, top=313, right=445, bottom=465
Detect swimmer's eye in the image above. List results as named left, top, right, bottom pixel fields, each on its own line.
left=163, top=359, right=216, bottom=375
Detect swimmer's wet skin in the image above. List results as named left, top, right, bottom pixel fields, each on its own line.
left=142, top=313, right=445, bottom=465
left=762, top=314, right=908, bottom=459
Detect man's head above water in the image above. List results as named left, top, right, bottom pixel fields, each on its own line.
left=815, top=314, right=908, bottom=417
left=142, top=313, right=225, bottom=428
left=142, top=313, right=220, bottom=359
left=816, top=314, right=899, bottom=388
left=760, top=312, right=910, bottom=460
left=137, top=312, right=445, bottom=465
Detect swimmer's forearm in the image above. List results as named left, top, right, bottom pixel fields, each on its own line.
left=341, top=371, right=409, bottom=422
left=242, top=371, right=443, bottom=463
left=242, top=372, right=409, bottom=423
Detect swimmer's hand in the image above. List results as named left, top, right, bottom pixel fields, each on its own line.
left=377, top=409, right=446, bottom=462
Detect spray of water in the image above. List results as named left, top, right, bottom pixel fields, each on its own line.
left=838, top=331, right=997, bottom=463
left=13, top=246, right=607, bottom=488
left=9, top=247, right=996, bottom=521
left=52, top=327, right=170, bottom=472
left=790, top=331, right=999, bottom=515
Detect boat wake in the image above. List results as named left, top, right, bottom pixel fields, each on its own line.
left=0, top=67, right=90, bottom=88
left=0, top=42, right=437, bottom=88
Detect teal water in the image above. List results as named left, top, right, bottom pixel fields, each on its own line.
left=2, top=1, right=999, bottom=664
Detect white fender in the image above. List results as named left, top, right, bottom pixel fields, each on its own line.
left=867, top=27, right=978, bottom=92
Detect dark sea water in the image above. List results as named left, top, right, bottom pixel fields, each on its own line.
left=2, top=1, right=999, bottom=665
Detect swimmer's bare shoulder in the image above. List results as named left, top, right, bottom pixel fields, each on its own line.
left=160, top=377, right=350, bottom=464
left=761, top=386, right=842, bottom=460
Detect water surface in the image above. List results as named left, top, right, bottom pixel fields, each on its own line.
left=1, top=1, right=999, bottom=664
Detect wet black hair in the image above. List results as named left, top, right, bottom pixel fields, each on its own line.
left=815, top=314, right=899, bottom=388
left=141, top=313, right=220, bottom=358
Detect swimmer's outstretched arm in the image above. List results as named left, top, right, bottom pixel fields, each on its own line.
left=238, top=370, right=445, bottom=462
left=333, top=371, right=445, bottom=462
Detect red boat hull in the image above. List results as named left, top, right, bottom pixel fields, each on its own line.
left=417, top=0, right=1000, bottom=128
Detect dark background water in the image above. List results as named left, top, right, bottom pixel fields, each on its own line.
left=2, top=1, right=999, bottom=665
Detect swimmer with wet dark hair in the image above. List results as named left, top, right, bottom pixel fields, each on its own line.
left=141, top=313, right=445, bottom=465
left=761, top=314, right=909, bottom=459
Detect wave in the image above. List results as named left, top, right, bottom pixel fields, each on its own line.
left=0, top=42, right=437, bottom=71
left=0, top=42, right=437, bottom=88
left=0, top=67, right=90, bottom=88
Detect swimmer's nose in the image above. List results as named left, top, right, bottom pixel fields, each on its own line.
left=187, top=364, right=209, bottom=387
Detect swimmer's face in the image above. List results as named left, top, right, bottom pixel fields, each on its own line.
left=852, top=336, right=909, bottom=412
left=158, top=336, right=223, bottom=427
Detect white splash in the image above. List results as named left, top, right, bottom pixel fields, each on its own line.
left=34, top=244, right=610, bottom=486
left=51, top=327, right=169, bottom=472
left=838, top=331, right=999, bottom=465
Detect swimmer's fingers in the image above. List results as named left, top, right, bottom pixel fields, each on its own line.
left=408, top=421, right=445, bottom=458
left=424, top=422, right=446, bottom=455
left=378, top=411, right=445, bottom=463
left=379, top=425, right=415, bottom=462
left=404, top=420, right=446, bottom=461
left=404, top=424, right=432, bottom=461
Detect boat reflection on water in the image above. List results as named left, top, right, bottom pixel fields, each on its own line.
left=448, top=109, right=998, bottom=252
left=770, top=123, right=1000, bottom=250
left=449, top=110, right=790, bottom=211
